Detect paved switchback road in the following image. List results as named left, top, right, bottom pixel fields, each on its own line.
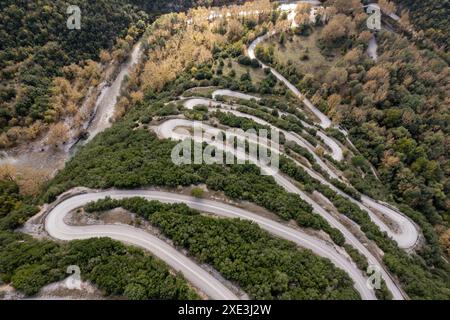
left=45, top=191, right=239, bottom=300
left=45, top=190, right=376, bottom=300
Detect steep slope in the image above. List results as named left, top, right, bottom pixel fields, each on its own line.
left=0, top=0, right=251, bottom=148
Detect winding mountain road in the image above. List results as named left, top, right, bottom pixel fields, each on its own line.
left=45, top=191, right=239, bottom=300
left=156, top=118, right=406, bottom=300
left=209, top=88, right=344, bottom=160
left=248, top=33, right=333, bottom=129
left=41, top=1, right=417, bottom=302
left=181, top=95, right=418, bottom=249
left=182, top=95, right=343, bottom=162
left=45, top=190, right=376, bottom=300
left=245, top=24, right=419, bottom=250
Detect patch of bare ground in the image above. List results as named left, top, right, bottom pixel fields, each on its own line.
left=27, top=277, right=104, bottom=300
left=365, top=205, right=401, bottom=234
left=0, top=285, right=24, bottom=300
left=183, top=86, right=218, bottom=98
left=2, top=280, right=103, bottom=301
left=66, top=207, right=136, bottom=227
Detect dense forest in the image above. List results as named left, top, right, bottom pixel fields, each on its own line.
left=0, top=0, right=252, bottom=147
left=0, top=0, right=147, bottom=140
left=394, top=0, right=450, bottom=50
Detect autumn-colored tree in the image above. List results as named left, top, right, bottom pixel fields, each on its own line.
left=327, top=93, right=343, bottom=120
left=320, top=14, right=355, bottom=46
left=227, top=19, right=245, bottom=42
left=113, top=97, right=130, bottom=121
left=46, top=123, right=69, bottom=148
left=357, top=31, right=373, bottom=45
left=294, top=11, right=310, bottom=27
left=295, top=3, right=312, bottom=26
left=440, top=229, right=450, bottom=257
left=399, top=9, right=411, bottom=30
left=130, top=91, right=144, bottom=105
left=343, top=48, right=362, bottom=65
left=325, top=67, right=348, bottom=88
left=378, top=0, right=397, bottom=15
left=323, top=6, right=337, bottom=22
left=315, top=146, right=325, bottom=157
left=0, top=133, right=11, bottom=149
left=141, top=10, right=228, bottom=93
left=100, top=50, right=112, bottom=64
left=363, top=64, right=391, bottom=103
left=0, top=164, right=50, bottom=196
left=25, top=121, right=44, bottom=141
left=5, top=127, right=22, bottom=144
left=16, top=166, right=51, bottom=196
left=0, top=164, right=15, bottom=182
left=331, top=0, right=363, bottom=15
left=327, top=94, right=342, bottom=111
left=350, top=107, right=366, bottom=124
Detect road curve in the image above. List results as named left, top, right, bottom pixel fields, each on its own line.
left=45, top=192, right=239, bottom=300
left=212, top=89, right=261, bottom=101
left=45, top=190, right=375, bottom=300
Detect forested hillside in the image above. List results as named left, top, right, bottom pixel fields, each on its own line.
left=1, top=0, right=448, bottom=301
left=37, top=2, right=449, bottom=296
left=0, top=0, right=146, bottom=140
left=0, top=0, right=251, bottom=147
left=394, top=0, right=449, bottom=50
